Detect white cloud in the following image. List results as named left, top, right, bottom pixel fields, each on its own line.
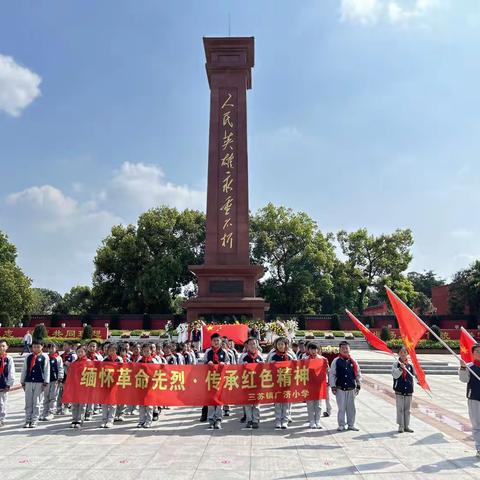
left=0, top=54, right=41, bottom=117
left=388, top=0, right=440, bottom=24
left=1, top=162, right=205, bottom=293
left=341, top=0, right=382, bottom=25
left=107, top=161, right=205, bottom=217
left=340, top=0, right=443, bottom=25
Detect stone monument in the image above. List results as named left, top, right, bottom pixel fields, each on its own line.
left=184, top=37, right=269, bottom=322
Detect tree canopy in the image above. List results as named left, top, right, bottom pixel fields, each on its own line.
left=0, top=231, right=33, bottom=322
left=91, top=207, right=205, bottom=313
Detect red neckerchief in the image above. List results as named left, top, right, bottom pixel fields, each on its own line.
left=399, top=359, right=410, bottom=380
left=309, top=354, right=318, bottom=360
left=248, top=350, right=259, bottom=361
left=474, top=360, right=480, bottom=368
left=0, top=354, right=6, bottom=376
left=130, top=354, right=139, bottom=363
left=140, top=355, right=152, bottom=363
left=87, top=351, right=97, bottom=360
left=339, top=354, right=358, bottom=377
left=122, top=355, right=128, bottom=363
left=211, top=347, right=220, bottom=363
left=29, top=353, right=38, bottom=373
left=76, top=356, right=88, bottom=363
left=275, top=350, right=287, bottom=361
left=49, top=352, right=59, bottom=360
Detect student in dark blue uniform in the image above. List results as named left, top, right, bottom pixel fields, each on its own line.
left=20, top=340, right=50, bottom=428
left=241, top=338, right=263, bottom=429
left=0, top=339, right=16, bottom=427
left=392, top=346, right=416, bottom=433
left=460, top=344, right=480, bottom=456
left=329, top=341, right=362, bottom=432
left=204, top=333, right=229, bottom=429
left=41, top=342, right=64, bottom=421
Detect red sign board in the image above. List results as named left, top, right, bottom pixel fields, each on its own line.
left=0, top=327, right=109, bottom=340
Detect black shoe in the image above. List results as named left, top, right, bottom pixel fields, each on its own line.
left=200, top=415, right=208, bottom=422
left=223, top=410, right=230, bottom=417
left=152, top=412, right=159, bottom=421
left=214, top=420, right=222, bottom=430
left=252, top=422, right=259, bottom=429
left=246, top=421, right=253, bottom=429
left=323, top=412, right=330, bottom=418
left=240, top=416, right=246, bottom=423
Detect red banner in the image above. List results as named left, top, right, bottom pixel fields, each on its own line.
left=62, top=359, right=327, bottom=406
left=0, top=327, right=109, bottom=340
left=202, top=324, right=249, bottom=349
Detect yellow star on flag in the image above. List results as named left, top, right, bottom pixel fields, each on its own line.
left=402, top=335, right=415, bottom=351
left=461, top=345, right=468, bottom=354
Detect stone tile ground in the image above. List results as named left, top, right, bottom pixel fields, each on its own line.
left=1, top=353, right=479, bottom=479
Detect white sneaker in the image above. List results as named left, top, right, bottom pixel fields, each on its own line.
left=281, top=422, right=288, bottom=429
left=309, top=422, right=316, bottom=429
left=337, top=426, right=345, bottom=431
left=275, top=421, right=281, bottom=429
left=105, top=422, right=114, bottom=429
left=316, top=424, right=323, bottom=429
left=45, top=414, right=54, bottom=421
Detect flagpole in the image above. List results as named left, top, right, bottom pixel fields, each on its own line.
left=345, top=308, right=431, bottom=394
left=385, top=287, right=480, bottom=383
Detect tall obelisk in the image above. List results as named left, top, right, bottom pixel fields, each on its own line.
left=184, top=37, right=269, bottom=322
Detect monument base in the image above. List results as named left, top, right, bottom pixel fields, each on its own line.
left=183, top=264, right=269, bottom=322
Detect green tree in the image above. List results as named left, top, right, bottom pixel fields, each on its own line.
left=55, top=285, right=93, bottom=315
left=0, top=231, right=33, bottom=322
left=250, top=203, right=336, bottom=314
left=407, top=270, right=445, bottom=298
left=30, top=288, right=62, bottom=314
left=449, top=260, right=480, bottom=316
left=92, top=207, right=205, bottom=313
left=337, top=228, right=414, bottom=314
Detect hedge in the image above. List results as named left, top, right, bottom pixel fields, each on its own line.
left=1, top=337, right=82, bottom=347
left=387, top=339, right=459, bottom=349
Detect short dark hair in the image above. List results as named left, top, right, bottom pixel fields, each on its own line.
left=307, top=342, right=318, bottom=350
left=88, top=340, right=98, bottom=346
left=338, top=341, right=350, bottom=348
left=0, top=338, right=8, bottom=345
left=472, top=345, right=480, bottom=354
left=211, top=333, right=221, bottom=340
left=32, top=340, right=44, bottom=347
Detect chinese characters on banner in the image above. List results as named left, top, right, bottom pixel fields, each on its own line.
left=219, top=90, right=237, bottom=252
left=62, top=359, right=327, bottom=407
left=0, top=327, right=108, bottom=340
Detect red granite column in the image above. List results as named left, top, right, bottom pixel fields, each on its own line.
left=184, top=37, right=269, bottom=321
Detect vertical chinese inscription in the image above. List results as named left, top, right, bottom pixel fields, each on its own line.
left=218, top=90, right=237, bottom=252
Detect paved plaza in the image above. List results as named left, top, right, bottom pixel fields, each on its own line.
left=1, top=352, right=479, bottom=479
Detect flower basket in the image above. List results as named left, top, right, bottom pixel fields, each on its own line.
left=324, top=332, right=334, bottom=340
left=140, top=332, right=150, bottom=339
left=344, top=332, right=354, bottom=340
left=120, top=331, right=131, bottom=339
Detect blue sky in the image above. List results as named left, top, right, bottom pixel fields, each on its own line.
left=1, top=0, right=479, bottom=294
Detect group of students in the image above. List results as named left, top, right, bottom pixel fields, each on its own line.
left=1, top=335, right=480, bottom=455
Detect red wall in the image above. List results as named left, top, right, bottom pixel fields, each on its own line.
left=432, top=285, right=450, bottom=315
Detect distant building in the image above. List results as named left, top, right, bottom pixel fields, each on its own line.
left=431, top=284, right=469, bottom=315
left=364, top=302, right=389, bottom=316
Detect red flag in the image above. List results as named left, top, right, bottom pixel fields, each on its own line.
left=202, top=324, right=249, bottom=349
left=345, top=309, right=393, bottom=355
left=460, top=327, right=477, bottom=363
left=386, top=287, right=430, bottom=391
